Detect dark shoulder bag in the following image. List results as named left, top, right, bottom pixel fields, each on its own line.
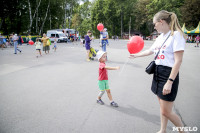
left=145, top=34, right=170, bottom=74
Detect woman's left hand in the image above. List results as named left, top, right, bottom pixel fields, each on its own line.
left=162, top=81, right=172, bottom=95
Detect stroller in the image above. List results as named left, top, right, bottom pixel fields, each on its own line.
left=89, top=47, right=99, bottom=60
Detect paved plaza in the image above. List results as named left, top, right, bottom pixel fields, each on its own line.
left=0, top=39, right=199, bottom=133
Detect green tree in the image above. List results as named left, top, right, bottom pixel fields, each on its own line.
left=146, top=0, right=184, bottom=20
left=76, top=1, right=92, bottom=36
left=91, top=0, right=106, bottom=37
left=133, top=0, right=152, bottom=35
left=180, top=0, right=200, bottom=30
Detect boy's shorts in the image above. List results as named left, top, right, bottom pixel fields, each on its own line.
left=98, top=80, right=109, bottom=91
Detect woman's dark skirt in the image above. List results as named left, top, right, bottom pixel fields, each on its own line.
left=151, top=65, right=179, bottom=102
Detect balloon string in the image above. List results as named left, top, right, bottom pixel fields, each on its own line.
left=118, top=58, right=130, bottom=76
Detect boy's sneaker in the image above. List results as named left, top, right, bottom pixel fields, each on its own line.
left=110, top=101, right=118, bottom=107
left=97, top=99, right=104, bottom=105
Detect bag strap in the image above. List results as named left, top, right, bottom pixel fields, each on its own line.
left=154, top=33, right=171, bottom=60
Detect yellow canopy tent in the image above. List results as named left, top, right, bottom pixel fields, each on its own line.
left=186, top=22, right=200, bottom=34
left=181, top=23, right=189, bottom=34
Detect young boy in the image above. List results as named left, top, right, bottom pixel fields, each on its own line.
left=53, top=38, right=57, bottom=52
left=96, top=51, right=120, bottom=107
left=35, top=38, right=42, bottom=57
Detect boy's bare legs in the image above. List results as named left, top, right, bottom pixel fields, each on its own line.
left=36, top=51, right=39, bottom=58
left=106, top=89, right=118, bottom=107
left=106, top=89, right=113, bottom=101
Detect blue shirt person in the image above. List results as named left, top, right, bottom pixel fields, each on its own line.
left=13, top=34, right=22, bottom=54
left=100, top=28, right=109, bottom=52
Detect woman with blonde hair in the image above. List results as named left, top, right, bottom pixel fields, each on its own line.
left=130, top=10, right=186, bottom=133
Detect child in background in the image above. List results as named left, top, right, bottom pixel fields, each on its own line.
left=85, top=30, right=92, bottom=61
left=80, top=36, right=85, bottom=47
left=96, top=51, right=120, bottom=107
left=35, top=38, right=42, bottom=57
left=53, top=38, right=57, bottom=52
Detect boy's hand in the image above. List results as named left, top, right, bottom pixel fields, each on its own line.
left=116, top=66, right=120, bottom=70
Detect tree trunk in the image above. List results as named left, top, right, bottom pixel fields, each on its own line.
left=36, top=7, right=38, bottom=33
left=121, top=11, right=123, bottom=38
left=36, top=0, right=39, bottom=34
left=0, top=19, right=4, bottom=29
left=69, top=3, right=73, bottom=29
left=28, top=0, right=32, bottom=34
left=28, top=0, right=41, bottom=34
left=33, top=0, right=41, bottom=19
left=49, top=11, right=51, bottom=29
left=39, top=1, right=50, bottom=35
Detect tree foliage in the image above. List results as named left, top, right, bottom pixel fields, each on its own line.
left=0, top=0, right=199, bottom=37
left=180, top=0, right=200, bottom=30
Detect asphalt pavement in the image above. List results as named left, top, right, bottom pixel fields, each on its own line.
left=0, top=39, right=199, bottom=133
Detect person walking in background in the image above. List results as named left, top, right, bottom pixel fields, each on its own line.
left=13, top=33, right=22, bottom=54
left=92, top=35, right=95, bottom=42
left=35, top=38, right=42, bottom=58
left=195, top=35, right=200, bottom=47
left=130, top=10, right=186, bottom=133
left=80, top=36, right=84, bottom=46
left=74, top=35, right=78, bottom=45
left=53, top=38, right=57, bottom=52
left=26, top=34, right=32, bottom=45
left=96, top=51, right=120, bottom=107
left=28, top=34, right=32, bottom=41
left=0, top=33, right=3, bottom=49
left=8, top=34, right=13, bottom=47
left=40, top=33, right=49, bottom=54
left=18, top=34, right=22, bottom=45
left=84, top=30, right=92, bottom=61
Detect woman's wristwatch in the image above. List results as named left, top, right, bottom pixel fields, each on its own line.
left=168, top=78, right=174, bottom=82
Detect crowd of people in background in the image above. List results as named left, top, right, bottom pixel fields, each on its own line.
left=112, top=35, right=119, bottom=41
left=0, top=31, right=200, bottom=56
left=186, top=35, right=200, bottom=43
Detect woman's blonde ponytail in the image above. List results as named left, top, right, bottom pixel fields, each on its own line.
left=169, top=12, right=186, bottom=39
